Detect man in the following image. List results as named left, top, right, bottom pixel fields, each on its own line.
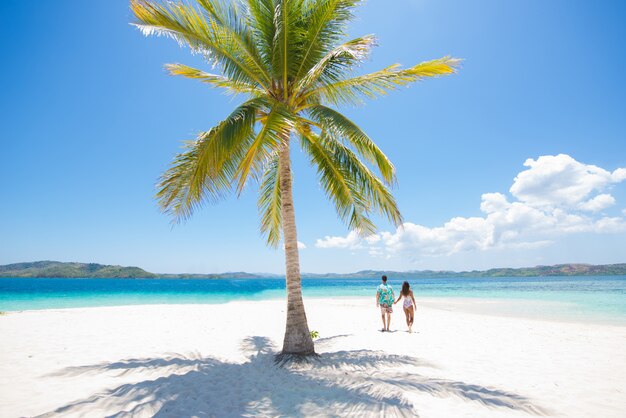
left=376, top=275, right=395, bottom=332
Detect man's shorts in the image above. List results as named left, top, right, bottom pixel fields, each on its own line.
left=380, top=304, right=393, bottom=314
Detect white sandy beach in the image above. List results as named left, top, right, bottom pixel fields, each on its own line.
left=1, top=298, right=625, bottom=417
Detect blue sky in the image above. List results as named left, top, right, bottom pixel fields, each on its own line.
left=1, top=0, right=625, bottom=274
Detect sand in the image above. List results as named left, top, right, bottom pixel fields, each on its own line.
left=1, top=297, right=625, bottom=417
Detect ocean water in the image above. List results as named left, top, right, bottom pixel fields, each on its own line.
left=1, top=276, right=625, bottom=325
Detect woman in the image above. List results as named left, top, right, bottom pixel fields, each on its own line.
left=394, top=281, right=416, bottom=333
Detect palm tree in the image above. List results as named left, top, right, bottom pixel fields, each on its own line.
left=131, top=0, right=459, bottom=357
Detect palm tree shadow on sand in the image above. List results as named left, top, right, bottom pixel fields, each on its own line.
left=39, top=336, right=549, bottom=417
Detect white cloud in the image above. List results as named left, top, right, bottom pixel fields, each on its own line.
left=316, top=231, right=362, bottom=249
left=316, top=154, right=626, bottom=258
left=593, top=216, right=626, bottom=233
left=315, top=231, right=380, bottom=249
left=578, top=194, right=616, bottom=212
left=379, top=217, right=493, bottom=256
left=509, top=154, right=624, bottom=209
left=612, top=168, right=626, bottom=182
left=480, top=192, right=509, bottom=214
left=364, top=234, right=382, bottom=245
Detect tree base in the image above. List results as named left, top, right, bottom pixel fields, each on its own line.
left=274, top=351, right=320, bottom=367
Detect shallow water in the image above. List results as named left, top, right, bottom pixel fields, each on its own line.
left=1, top=276, right=625, bottom=324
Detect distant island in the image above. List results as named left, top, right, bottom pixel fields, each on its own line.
left=1, top=260, right=626, bottom=279
left=0, top=261, right=262, bottom=279
left=310, top=263, right=626, bottom=279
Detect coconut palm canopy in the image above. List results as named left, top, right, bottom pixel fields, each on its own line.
left=131, top=0, right=459, bottom=357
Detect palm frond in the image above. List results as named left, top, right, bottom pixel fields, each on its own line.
left=242, top=0, right=277, bottom=71
left=258, top=152, right=283, bottom=247
left=130, top=0, right=270, bottom=91
left=293, top=34, right=376, bottom=99
left=273, top=0, right=306, bottom=96
left=156, top=97, right=267, bottom=221
left=165, top=63, right=264, bottom=95
left=299, top=125, right=402, bottom=230
left=305, top=104, right=396, bottom=184
left=305, top=126, right=403, bottom=227
left=304, top=56, right=461, bottom=106
left=298, top=127, right=377, bottom=234
left=293, top=0, right=362, bottom=81
left=235, top=104, right=294, bottom=194
left=196, top=0, right=273, bottom=83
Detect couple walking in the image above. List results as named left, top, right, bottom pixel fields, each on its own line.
left=375, top=275, right=416, bottom=333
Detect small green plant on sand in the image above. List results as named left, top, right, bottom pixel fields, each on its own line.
left=0, top=311, right=7, bottom=316
left=310, top=330, right=320, bottom=339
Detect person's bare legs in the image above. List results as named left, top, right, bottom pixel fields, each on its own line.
left=407, top=306, right=415, bottom=333
left=385, top=311, right=391, bottom=331
left=380, top=311, right=387, bottom=331
left=403, top=307, right=411, bottom=332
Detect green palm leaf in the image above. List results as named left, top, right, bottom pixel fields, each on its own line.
left=298, top=126, right=402, bottom=233
left=306, top=105, right=396, bottom=184
left=293, top=34, right=376, bottom=99
left=235, top=104, right=294, bottom=194
left=273, top=0, right=304, bottom=97
left=196, top=0, right=273, bottom=84
left=165, top=63, right=264, bottom=96
left=305, top=56, right=461, bottom=106
left=299, top=134, right=375, bottom=234
left=156, top=97, right=265, bottom=221
left=131, top=0, right=270, bottom=90
left=243, top=0, right=276, bottom=70
left=293, top=0, right=362, bottom=81
left=258, top=153, right=283, bottom=247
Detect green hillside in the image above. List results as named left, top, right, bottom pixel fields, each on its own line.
left=1, top=261, right=625, bottom=279
left=303, top=263, right=626, bottom=278
left=0, top=261, right=156, bottom=278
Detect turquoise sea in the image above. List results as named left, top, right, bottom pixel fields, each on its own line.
left=1, top=276, right=625, bottom=325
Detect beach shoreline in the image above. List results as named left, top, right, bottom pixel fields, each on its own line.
left=3, top=294, right=625, bottom=327
left=1, top=298, right=625, bottom=417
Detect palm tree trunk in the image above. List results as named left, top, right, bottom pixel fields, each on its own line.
left=279, top=133, right=315, bottom=356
